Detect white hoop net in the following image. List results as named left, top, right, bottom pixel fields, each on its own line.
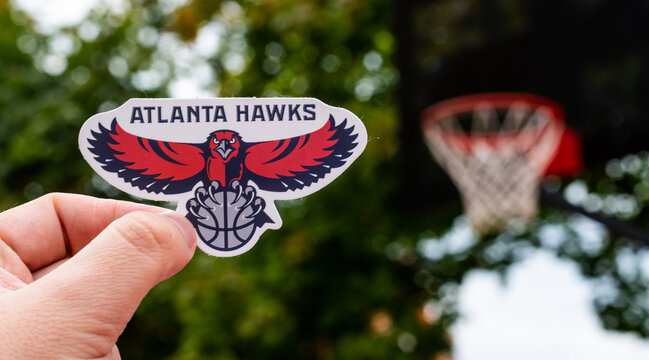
left=422, top=97, right=565, bottom=233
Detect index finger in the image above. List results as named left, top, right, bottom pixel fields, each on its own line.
left=0, top=193, right=168, bottom=271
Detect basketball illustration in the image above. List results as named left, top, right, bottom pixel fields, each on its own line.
left=187, top=181, right=266, bottom=252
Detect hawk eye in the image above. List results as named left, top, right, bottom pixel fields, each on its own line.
left=213, top=138, right=218, bottom=144
left=230, top=137, right=237, bottom=144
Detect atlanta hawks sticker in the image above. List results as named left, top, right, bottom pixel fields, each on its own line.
left=79, top=98, right=367, bottom=257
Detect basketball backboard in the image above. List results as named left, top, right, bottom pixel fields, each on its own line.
left=395, top=0, right=649, bottom=207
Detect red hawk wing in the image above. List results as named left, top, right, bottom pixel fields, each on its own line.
left=88, top=119, right=206, bottom=194
left=243, top=116, right=359, bottom=192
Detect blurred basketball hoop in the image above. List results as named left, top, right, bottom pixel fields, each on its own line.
left=421, top=93, right=582, bottom=233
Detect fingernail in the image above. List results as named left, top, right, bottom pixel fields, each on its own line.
left=161, top=210, right=196, bottom=247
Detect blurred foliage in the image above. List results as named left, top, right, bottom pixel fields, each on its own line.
left=1, top=0, right=649, bottom=359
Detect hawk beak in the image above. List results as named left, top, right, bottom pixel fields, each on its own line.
left=216, top=139, right=233, bottom=160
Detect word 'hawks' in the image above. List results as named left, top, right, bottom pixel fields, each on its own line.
left=87, top=115, right=359, bottom=254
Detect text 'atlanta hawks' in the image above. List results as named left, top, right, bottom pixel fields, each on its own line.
left=130, top=103, right=317, bottom=124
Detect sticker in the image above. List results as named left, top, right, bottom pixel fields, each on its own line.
left=79, top=98, right=367, bottom=257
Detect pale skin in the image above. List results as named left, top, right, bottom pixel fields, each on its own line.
left=0, top=193, right=197, bottom=359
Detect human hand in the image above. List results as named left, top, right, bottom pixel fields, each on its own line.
left=0, top=193, right=196, bottom=359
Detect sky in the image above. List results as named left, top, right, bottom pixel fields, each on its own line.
left=11, top=0, right=649, bottom=358
left=454, top=250, right=649, bottom=360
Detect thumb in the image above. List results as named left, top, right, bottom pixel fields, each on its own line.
left=4, top=211, right=196, bottom=359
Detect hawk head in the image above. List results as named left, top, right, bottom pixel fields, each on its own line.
left=208, top=130, right=241, bottom=162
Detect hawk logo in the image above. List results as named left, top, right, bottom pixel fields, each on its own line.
left=79, top=98, right=367, bottom=257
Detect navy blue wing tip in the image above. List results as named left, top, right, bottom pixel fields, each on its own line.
left=256, top=212, right=275, bottom=227
left=321, top=117, right=359, bottom=162
left=96, top=119, right=118, bottom=134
